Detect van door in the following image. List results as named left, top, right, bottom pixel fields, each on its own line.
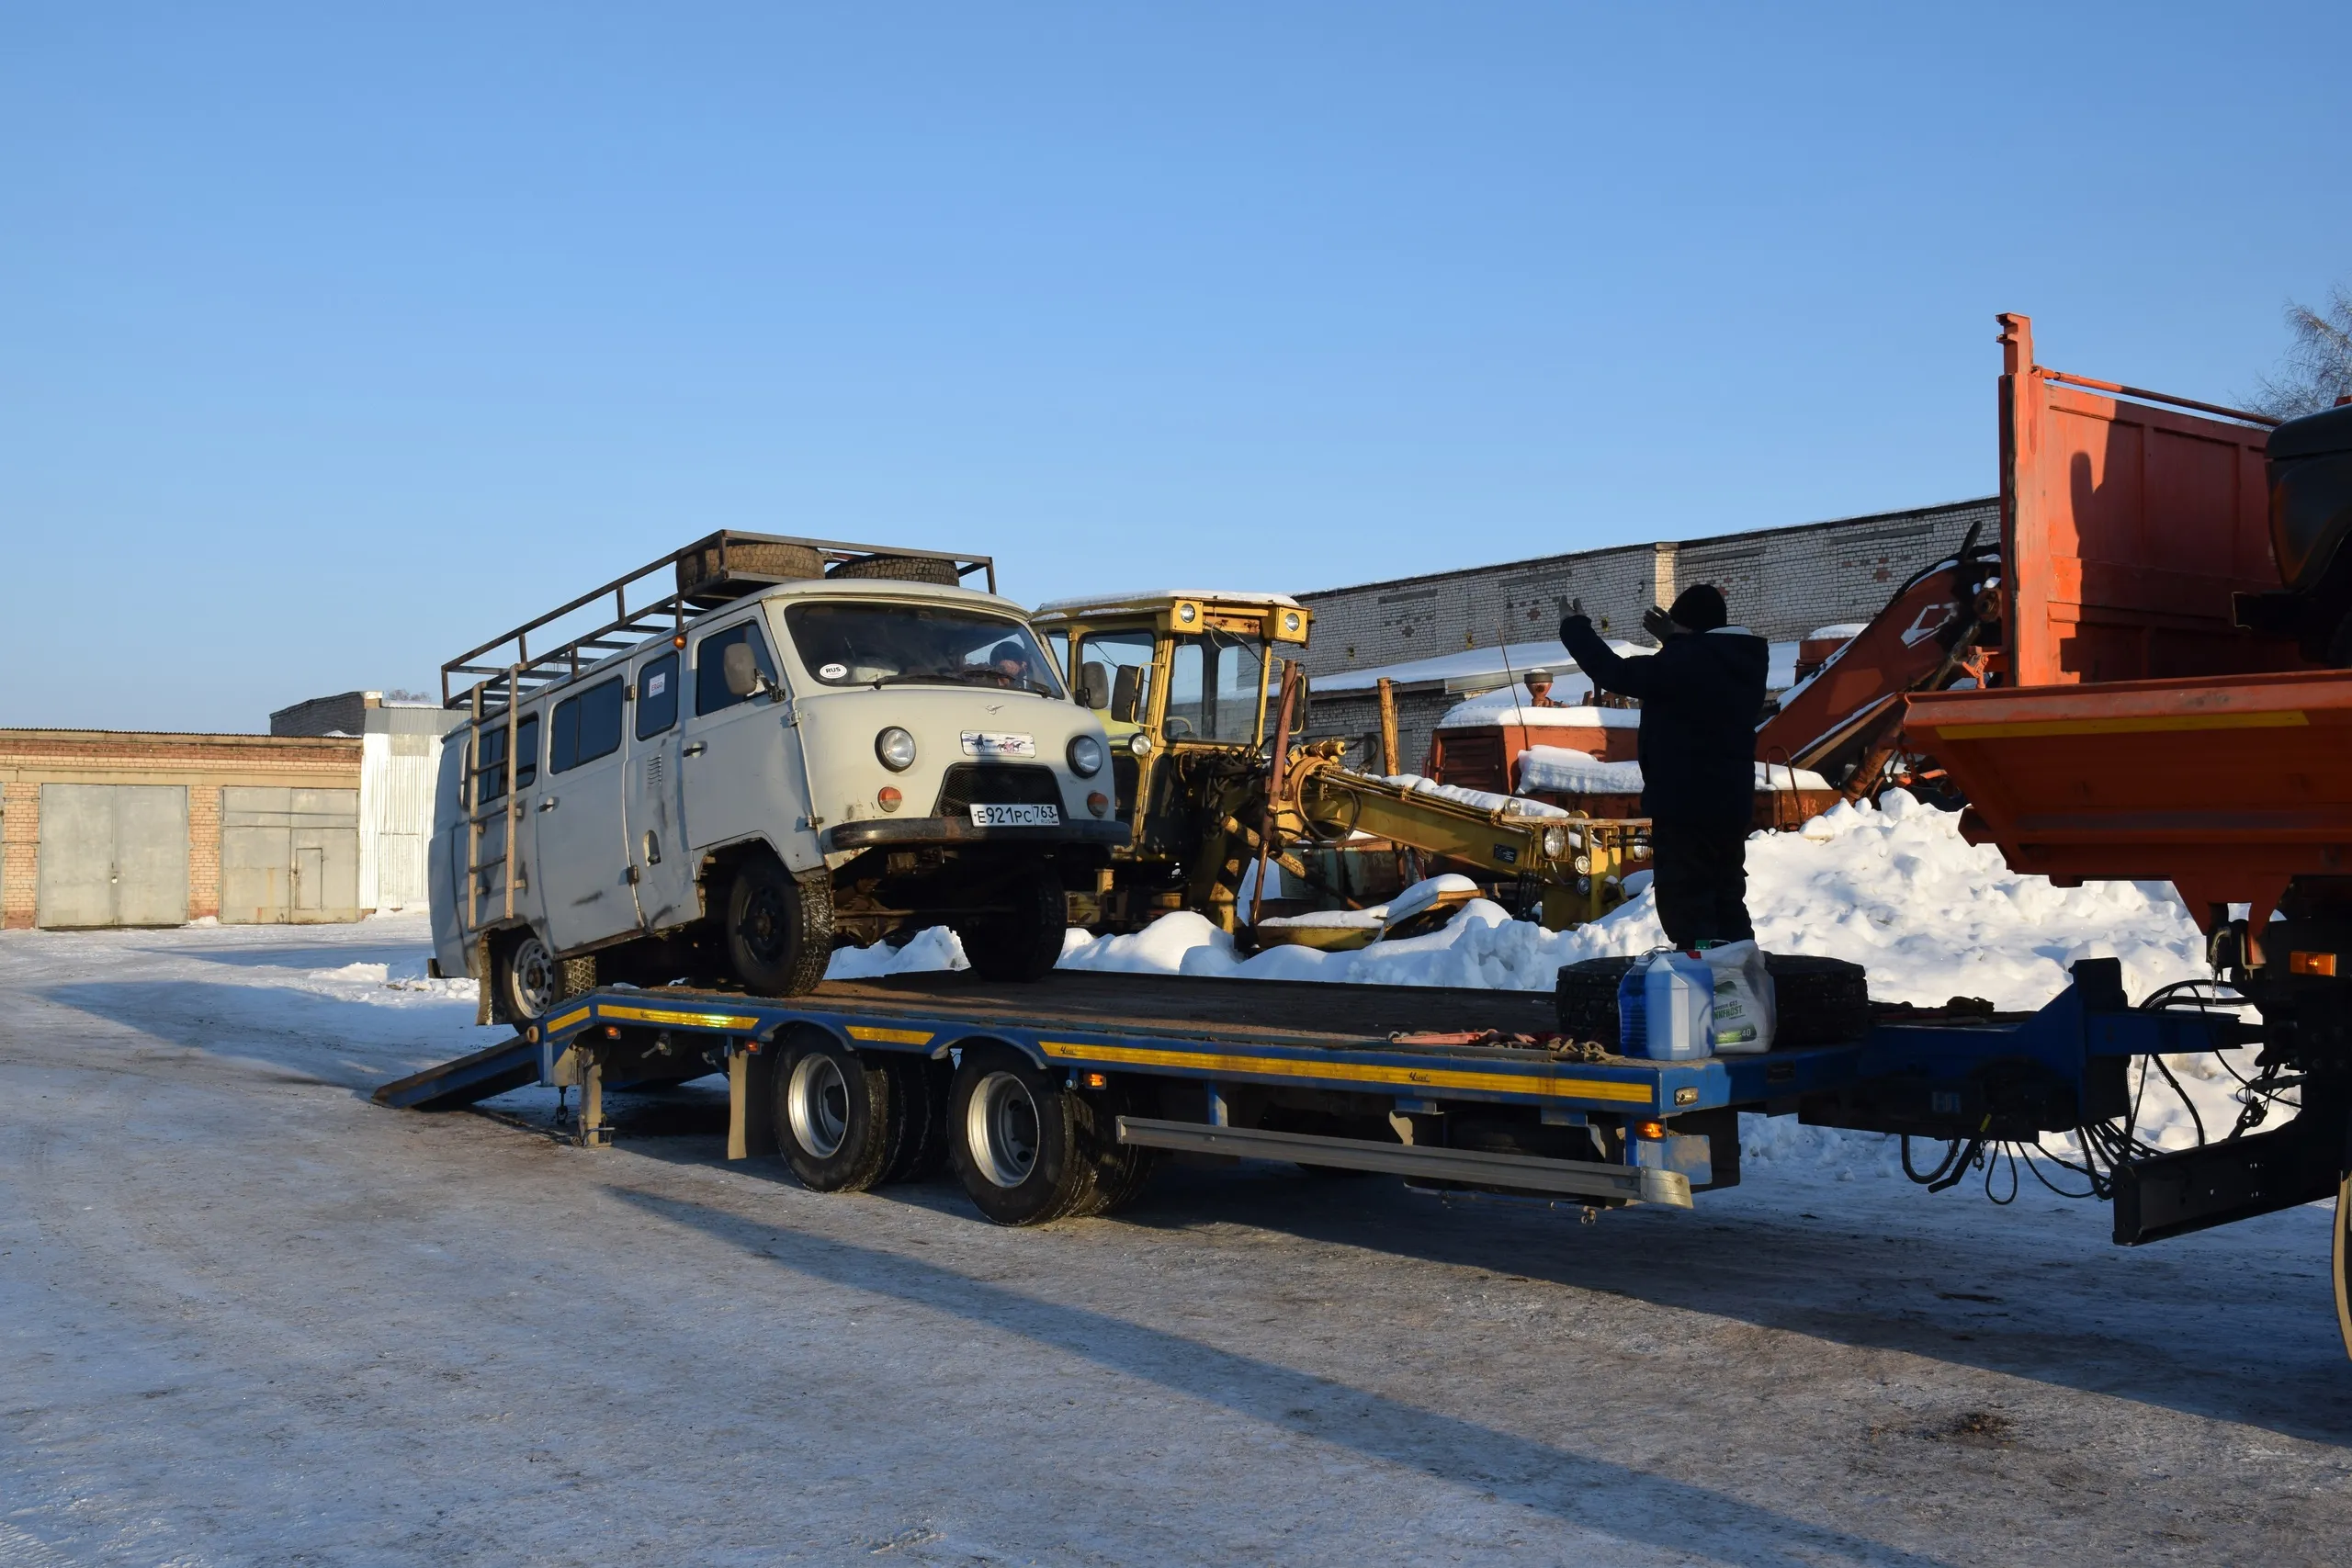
left=532, top=675, right=638, bottom=953
left=624, top=649, right=697, bottom=930
left=680, top=615, right=820, bottom=871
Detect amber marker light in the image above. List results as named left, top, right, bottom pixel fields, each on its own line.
left=2289, top=951, right=2338, bottom=976
left=1633, top=1120, right=1666, bottom=1140
left=1087, top=792, right=1110, bottom=818
left=876, top=786, right=903, bottom=813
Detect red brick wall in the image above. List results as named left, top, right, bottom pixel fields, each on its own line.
left=0, top=731, right=361, bottom=930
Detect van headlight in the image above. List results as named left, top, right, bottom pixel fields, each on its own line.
left=876, top=728, right=917, bottom=772
left=1068, top=734, right=1104, bottom=777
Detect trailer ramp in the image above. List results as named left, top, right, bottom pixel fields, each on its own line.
left=372, top=1034, right=541, bottom=1111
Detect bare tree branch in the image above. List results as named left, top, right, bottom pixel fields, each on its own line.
left=2251, top=282, right=2352, bottom=420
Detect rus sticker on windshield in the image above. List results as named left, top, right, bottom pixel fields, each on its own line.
left=959, top=732, right=1036, bottom=759
left=819, top=662, right=849, bottom=680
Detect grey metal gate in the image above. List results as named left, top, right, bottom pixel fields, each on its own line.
left=35, top=784, right=189, bottom=929
left=220, top=787, right=361, bottom=924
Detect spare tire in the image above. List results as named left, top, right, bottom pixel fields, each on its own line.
left=675, top=540, right=823, bottom=596
left=827, top=553, right=963, bottom=587
left=1555, top=952, right=1870, bottom=1048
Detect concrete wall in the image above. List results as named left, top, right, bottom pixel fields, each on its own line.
left=0, top=731, right=363, bottom=929
left=1295, top=498, right=1996, bottom=682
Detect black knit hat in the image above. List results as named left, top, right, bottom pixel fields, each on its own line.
left=1668, top=583, right=1728, bottom=632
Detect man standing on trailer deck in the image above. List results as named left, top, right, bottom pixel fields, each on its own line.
left=1560, top=585, right=1768, bottom=947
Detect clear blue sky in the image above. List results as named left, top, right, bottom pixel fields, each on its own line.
left=5, top=2, right=2346, bottom=730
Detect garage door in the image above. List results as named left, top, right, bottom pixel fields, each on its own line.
left=221, top=787, right=360, bottom=924
left=36, top=784, right=189, bottom=929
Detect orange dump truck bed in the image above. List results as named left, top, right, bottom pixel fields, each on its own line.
left=1904, top=671, right=2352, bottom=925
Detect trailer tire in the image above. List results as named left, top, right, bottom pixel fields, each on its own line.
left=956, top=866, right=1069, bottom=983
left=881, top=1053, right=954, bottom=1184
left=772, top=1032, right=895, bottom=1192
left=948, top=1045, right=1105, bottom=1224
left=2335, top=1168, right=2350, bottom=1364
left=726, top=853, right=833, bottom=997
left=1555, top=953, right=1871, bottom=1047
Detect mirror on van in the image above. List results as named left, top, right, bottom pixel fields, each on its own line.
left=722, top=642, right=763, bottom=699
left=1075, top=660, right=1110, bottom=711
left=1109, top=664, right=1144, bottom=725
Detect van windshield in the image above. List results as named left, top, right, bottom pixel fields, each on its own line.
left=783, top=603, right=1067, bottom=699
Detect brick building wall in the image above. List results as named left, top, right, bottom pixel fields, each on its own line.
left=0, top=731, right=362, bottom=929
left=1295, top=498, right=1996, bottom=682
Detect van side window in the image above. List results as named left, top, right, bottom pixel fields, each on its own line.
left=474, top=713, right=541, bottom=801
left=695, top=622, right=779, bottom=716
left=549, top=678, right=624, bottom=773
left=636, top=652, right=680, bottom=739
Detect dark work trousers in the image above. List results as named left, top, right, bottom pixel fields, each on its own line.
left=1649, top=818, right=1755, bottom=948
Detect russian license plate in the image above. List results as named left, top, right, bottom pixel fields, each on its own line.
left=959, top=731, right=1036, bottom=759
left=969, top=803, right=1060, bottom=828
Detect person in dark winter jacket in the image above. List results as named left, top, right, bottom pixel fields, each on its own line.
left=1559, top=584, right=1769, bottom=948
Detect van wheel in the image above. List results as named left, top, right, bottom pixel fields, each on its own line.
left=773, top=1032, right=893, bottom=1192
left=949, top=1046, right=1101, bottom=1224
left=956, top=867, right=1068, bottom=982
left=497, top=932, right=560, bottom=1021
left=726, top=854, right=833, bottom=996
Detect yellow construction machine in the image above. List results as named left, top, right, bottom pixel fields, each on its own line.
left=1030, top=590, right=1645, bottom=939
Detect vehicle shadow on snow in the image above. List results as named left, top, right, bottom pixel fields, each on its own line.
left=1125, top=1166, right=2352, bottom=1446
left=614, top=1183, right=1966, bottom=1568
left=622, top=1134, right=2352, bottom=1447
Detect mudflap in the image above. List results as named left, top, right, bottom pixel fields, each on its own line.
left=2335, top=1168, right=2351, bottom=1363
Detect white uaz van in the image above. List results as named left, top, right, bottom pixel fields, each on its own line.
left=428, top=535, right=1122, bottom=1019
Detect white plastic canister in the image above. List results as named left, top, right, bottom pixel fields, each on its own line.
left=1621, top=950, right=1713, bottom=1061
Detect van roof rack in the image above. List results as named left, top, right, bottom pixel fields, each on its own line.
left=440, top=531, right=995, bottom=711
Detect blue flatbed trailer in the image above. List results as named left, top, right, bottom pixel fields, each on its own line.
left=375, top=958, right=2255, bottom=1224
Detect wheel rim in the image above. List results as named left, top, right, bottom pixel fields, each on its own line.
left=788, top=1053, right=850, bottom=1159
left=509, top=936, right=557, bottom=1017
left=741, top=880, right=788, bottom=964
left=967, top=1071, right=1040, bottom=1189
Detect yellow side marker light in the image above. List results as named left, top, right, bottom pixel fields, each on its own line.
left=1633, top=1120, right=1667, bottom=1141
left=1080, top=1071, right=1108, bottom=1089
left=2289, top=951, right=2338, bottom=977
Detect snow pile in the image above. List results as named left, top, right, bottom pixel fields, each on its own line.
left=1516, top=746, right=1645, bottom=795
left=828, top=925, right=970, bottom=978
left=1383, top=773, right=1572, bottom=819
left=1435, top=693, right=1639, bottom=731
left=1516, top=746, right=1831, bottom=796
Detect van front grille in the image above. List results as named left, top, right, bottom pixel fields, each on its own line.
left=934, top=763, right=1062, bottom=817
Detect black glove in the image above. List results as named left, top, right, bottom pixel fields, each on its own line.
left=1559, top=612, right=1593, bottom=647
left=1641, top=604, right=1679, bottom=643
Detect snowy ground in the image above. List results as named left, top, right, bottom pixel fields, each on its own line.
left=5, top=902, right=2349, bottom=1563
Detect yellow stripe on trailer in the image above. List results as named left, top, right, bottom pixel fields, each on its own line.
left=547, top=1007, right=592, bottom=1033
left=1038, top=1041, right=1654, bottom=1104
left=598, top=1003, right=765, bottom=1031
left=847, top=1024, right=936, bottom=1045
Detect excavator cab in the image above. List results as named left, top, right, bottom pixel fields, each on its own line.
left=1033, top=592, right=1314, bottom=929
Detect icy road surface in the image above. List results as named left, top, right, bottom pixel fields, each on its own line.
left=4, top=917, right=2349, bottom=1567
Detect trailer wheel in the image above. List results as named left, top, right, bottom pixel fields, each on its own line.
left=880, top=1053, right=954, bottom=1184
left=2335, top=1168, right=2350, bottom=1364
left=956, top=867, right=1069, bottom=983
left=496, top=932, right=560, bottom=1022
left=773, top=1033, right=895, bottom=1192
left=948, top=1046, right=1106, bottom=1224
left=726, top=853, right=834, bottom=996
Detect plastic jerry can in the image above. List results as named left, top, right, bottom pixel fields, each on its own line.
left=1616, top=950, right=1715, bottom=1060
